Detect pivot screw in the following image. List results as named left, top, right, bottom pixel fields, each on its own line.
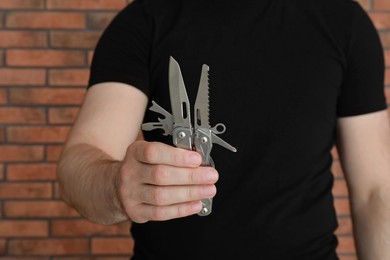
left=178, top=132, right=186, bottom=139
left=201, top=206, right=208, bottom=215
left=200, top=137, right=208, bottom=143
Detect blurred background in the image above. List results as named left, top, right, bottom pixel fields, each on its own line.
left=0, top=0, right=388, bottom=259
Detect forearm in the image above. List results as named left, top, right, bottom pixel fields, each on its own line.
left=351, top=188, right=390, bottom=260
left=57, top=143, right=128, bottom=225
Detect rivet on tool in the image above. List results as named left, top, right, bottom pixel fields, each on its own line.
left=201, top=207, right=208, bottom=215
left=201, top=137, right=208, bottom=143
left=178, top=132, right=186, bottom=139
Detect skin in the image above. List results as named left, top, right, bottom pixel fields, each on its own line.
left=57, top=82, right=390, bottom=258
left=58, top=82, right=218, bottom=224
left=337, top=110, right=390, bottom=259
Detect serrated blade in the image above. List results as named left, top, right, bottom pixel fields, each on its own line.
left=169, top=57, right=191, bottom=129
left=194, top=64, right=210, bottom=129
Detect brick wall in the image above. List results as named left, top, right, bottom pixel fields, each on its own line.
left=0, top=0, right=388, bottom=259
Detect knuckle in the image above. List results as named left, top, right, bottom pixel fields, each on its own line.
left=177, top=205, right=188, bottom=217
left=190, top=169, right=198, bottom=184
left=126, top=141, right=140, bottom=160
left=186, top=187, right=194, bottom=201
left=142, top=142, right=158, bottom=162
left=151, top=187, right=167, bottom=205
left=151, top=206, right=166, bottom=220
left=151, top=165, right=168, bottom=185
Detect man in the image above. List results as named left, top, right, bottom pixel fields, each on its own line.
left=57, top=0, right=390, bottom=259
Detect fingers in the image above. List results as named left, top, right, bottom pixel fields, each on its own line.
left=131, top=141, right=202, bottom=167
left=134, top=184, right=217, bottom=206
left=138, top=165, right=219, bottom=185
left=130, top=201, right=203, bottom=223
left=120, top=140, right=219, bottom=223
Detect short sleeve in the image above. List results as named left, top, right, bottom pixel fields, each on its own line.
left=336, top=2, right=387, bottom=117
left=88, top=0, right=152, bottom=97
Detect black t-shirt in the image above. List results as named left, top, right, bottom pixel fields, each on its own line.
left=89, top=0, right=386, bottom=259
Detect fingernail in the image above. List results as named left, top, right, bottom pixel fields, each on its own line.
left=206, top=170, right=218, bottom=182
left=204, top=185, right=216, bottom=196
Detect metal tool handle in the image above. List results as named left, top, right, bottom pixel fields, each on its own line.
left=193, top=128, right=214, bottom=216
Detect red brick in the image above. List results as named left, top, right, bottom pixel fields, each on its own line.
left=47, top=0, right=126, bottom=10
left=0, top=239, right=5, bottom=255
left=0, top=50, right=3, bottom=66
left=0, top=31, right=47, bottom=47
left=0, top=89, right=6, bottom=104
left=7, top=126, right=71, bottom=144
left=334, top=198, right=351, bottom=215
left=7, top=163, right=57, bottom=181
left=0, top=221, right=48, bottom=237
left=7, top=50, right=85, bottom=67
left=92, top=238, right=134, bottom=255
left=0, top=146, right=44, bottom=162
left=46, top=145, right=64, bottom=162
left=0, top=128, right=4, bottom=144
left=386, top=69, right=390, bottom=85
left=0, top=164, right=4, bottom=181
left=49, top=107, right=80, bottom=124
left=0, top=108, right=45, bottom=124
left=3, top=201, right=79, bottom=218
left=1, top=256, right=50, bottom=260
left=88, top=51, right=94, bottom=65
left=87, top=12, right=117, bottom=29
left=8, top=239, right=88, bottom=255
left=50, top=31, right=101, bottom=49
left=54, top=181, right=62, bottom=199
left=385, top=50, right=390, bottom=67
left=332, top=178, right=350, bottom=197
left=6, top=12, right=85, bottom=29
left=0, top=14, right=3, bottom=29
left=337, top=236, right=356, bottom=254
left=0, top=0, right=45, bottom=9
left=369, top=13, right=390, bottom=30
left=336, top=217, right=353, bottom=235
left=0, top=127, right=4, bottom=143
left=49, top=69, right=90, bottom=86
left=9, top=88, right=86, bottom=105
left=374, top=0, right=390, bottom=10
left=0, top=69, right=46, bottom=86
left=331, top=146, right=339, bottom=160
left=51, top=219, right=130, bottom=236
left=0, top=183, right=52, bottom=199
left=380, top=32, right=390, bottom=47
left=385, top=87, right=390, bottom=105
left=331, top=160, right=344, bottom=178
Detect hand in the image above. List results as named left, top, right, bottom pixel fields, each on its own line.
left=117, top=140, right=219, bottom=223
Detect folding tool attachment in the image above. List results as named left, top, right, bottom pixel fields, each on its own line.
left=142, top=57, right=236, bottom=216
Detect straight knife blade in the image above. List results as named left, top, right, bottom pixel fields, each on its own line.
left=169, top=57, right=192, bottom=129
left=194, top=64, right=211, bottom=129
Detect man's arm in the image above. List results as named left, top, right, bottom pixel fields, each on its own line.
left=336, top=109, right=390, bottom=260
left=57, top=83, right=218, bottom=225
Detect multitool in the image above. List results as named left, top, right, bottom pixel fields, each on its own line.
left=142, top=57, right=236, bottom=216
